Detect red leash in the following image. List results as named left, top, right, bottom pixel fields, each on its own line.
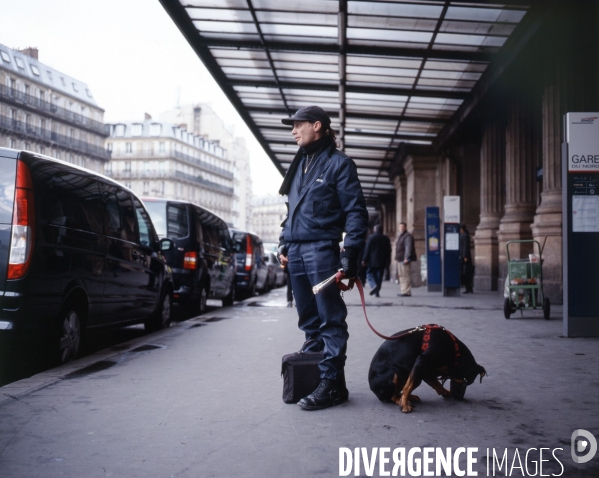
left=334, top=272, right=421, bottom=341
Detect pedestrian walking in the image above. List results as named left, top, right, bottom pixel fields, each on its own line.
left=277, top=105, right=368, bottom=411
left=395, top=222, right=417, bottom=297
left=460, top=224, right=474, bottom=293
left=361, top=225, right=391, bottom=297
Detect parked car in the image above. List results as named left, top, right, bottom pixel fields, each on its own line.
left=265, top=252, right=286, bottom=288
left=0, top=148, right=174, bottom=368
left=142, top=198, right=236, bottom=314
left=230, top=229, right=269, bottom=298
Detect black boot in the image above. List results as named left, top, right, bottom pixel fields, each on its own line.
left=297, top=378, right=348, bottom=410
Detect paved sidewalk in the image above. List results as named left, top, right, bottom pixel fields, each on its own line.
left=1, top=283, right=599, bottom=477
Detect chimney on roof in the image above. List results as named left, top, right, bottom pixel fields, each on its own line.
left=144, top=113, right=152, bottom=120
left=18, top=47, right=39, bottom=60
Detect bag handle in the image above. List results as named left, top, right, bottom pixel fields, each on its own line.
left=298, top=339, right=321, bottom=353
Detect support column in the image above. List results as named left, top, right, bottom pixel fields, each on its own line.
left=403, top=155, right=439, bottom=288
left=531, top=66, right=565, bottom=304
left=474, top=119, right=505, bottom=291
left=497, top=95, right=541, bottom=288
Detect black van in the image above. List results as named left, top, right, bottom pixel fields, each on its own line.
left=142, top=198, right=236, bottom=314
left=230, top=229, right=269, bottom=298
left=0, top=148, right=174, bottom=367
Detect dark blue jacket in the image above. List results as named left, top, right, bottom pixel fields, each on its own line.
left=280, top=144, right=368, bottom=251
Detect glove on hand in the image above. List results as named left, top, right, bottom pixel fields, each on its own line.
left=277, top=243, right=288, bottom=259
left=340, top=247, right=360, bottom=278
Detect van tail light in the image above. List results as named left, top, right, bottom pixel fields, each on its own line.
left=8, top=160, right=35, bottom=280
left=245, top=235, right=253, bottom=271
left=183, top=251, right=197, bottom=270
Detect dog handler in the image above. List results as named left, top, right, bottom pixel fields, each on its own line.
left=278, top=106, right=368, bottom=410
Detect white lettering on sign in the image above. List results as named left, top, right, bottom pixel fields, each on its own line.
left=567, top=113, right=599, bottom=171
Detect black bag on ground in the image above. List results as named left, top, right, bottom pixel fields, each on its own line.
left=281, top=340, right=323, bottom=404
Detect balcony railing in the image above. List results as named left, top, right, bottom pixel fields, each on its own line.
left=0, top=114, right=111, bottom=161
left=173, top=151, right=234, bottom=179
left=110, top=149, right=234, bottom=179
left=106, top=169, right=234, bottom=195
left=0, top=84, right=108, bottom=136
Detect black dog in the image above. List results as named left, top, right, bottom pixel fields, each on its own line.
left=368, top=324, right=486, bottom=413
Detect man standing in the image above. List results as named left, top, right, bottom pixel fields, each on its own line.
left=395, top=222, right=417, bottom=297
left=459, top=224, right=474, bottom=293
left=361, top=225, right=391, bottom=297
left=278, top=106, right=368, bottom=411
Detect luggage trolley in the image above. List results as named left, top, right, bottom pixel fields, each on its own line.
left=503, top=240, right=550, bottom=320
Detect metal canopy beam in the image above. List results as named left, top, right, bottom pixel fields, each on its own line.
left=228, top=79, right=468, bottom=100
left=196, top=38, right=494, bottom=63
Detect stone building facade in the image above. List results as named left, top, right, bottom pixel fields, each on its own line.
left=379, top=3, right=598, bottom=304
left=0, top=44, right=109, bottom=170
left=251, top=195, right=287, bottom=244
left=160, top=104, right=252, bottom=230
left=105, top=119, right=235, bottom=224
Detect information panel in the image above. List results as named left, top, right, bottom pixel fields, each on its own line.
left=563, top=113, right=599, bottom=337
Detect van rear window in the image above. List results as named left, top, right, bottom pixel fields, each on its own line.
left=144, top=201, right=188, bottom=239
left=0, top=157, right=17, bottom=224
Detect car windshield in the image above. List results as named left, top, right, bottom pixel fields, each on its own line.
left=144, top=200, right=189, bottom=239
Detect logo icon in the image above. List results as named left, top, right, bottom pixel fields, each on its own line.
left=571, top=429, right=597, bottom=464
left=581, top=116, right=598, bottom=123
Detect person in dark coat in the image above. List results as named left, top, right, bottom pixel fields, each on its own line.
left=459, top=224, right=474, bottom=294
left=361, top=225, right=391, bottom=297
left=277, top=105, right=368, bottom=411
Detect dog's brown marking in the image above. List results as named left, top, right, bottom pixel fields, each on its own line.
left=424, top=378, right=451, bottom=398
left=399, top=373, right=418, bottom=412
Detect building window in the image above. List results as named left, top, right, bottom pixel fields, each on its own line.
left=125, top=142, right=132, bottom=153
left=30, top=64, right=40, bottom=76
left=125, top=182, right=132, bottom=189
left=104, top=162, right=112, bottom=175
left=24, top=84, right=30, bottom=96
left=160, top=181, right=165, bottom=195
left=124, top=161, right=131, bottom=173
left=143, top=181, right=149, bottom=194
left=159, top=142, right=165, bottom=153
left=9, top=138, right=16, bottom=148
left=150, top=124, right=162, bottom=136
left=114, top=124, right=125, bottom=137
left=131, top=124, right=143, bottom=136
left=106, top=142, right=112, bottom=152
left=39, top=146, right=45, bottom=155
left=15, top=57, right=25, bottom=69
left=0, top=50, right=10, bottom=63
left=72, top=82, right=79, bottom=92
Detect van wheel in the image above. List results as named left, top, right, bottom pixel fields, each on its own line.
left=198, top=286, right=208, bottom=316
left=223, top=283, right=235, bottom=306
left=58, top=308, right=82, bottom=364
left=145, top=291, right=172, bottom=332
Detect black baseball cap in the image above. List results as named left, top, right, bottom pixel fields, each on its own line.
left=281, top=106, right=331, bottom=127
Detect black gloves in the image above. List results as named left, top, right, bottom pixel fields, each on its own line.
left=340, top=247, right=360, bottom=278
left=277, top=243, right=288, bottom=259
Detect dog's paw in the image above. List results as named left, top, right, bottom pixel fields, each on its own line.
left=440, top=389, right=451, bottom=398
left=401, top=402, right=413, bottom=413
left=408, top=394, right=420, bottom=402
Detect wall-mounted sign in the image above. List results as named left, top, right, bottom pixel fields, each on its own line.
left=566, top=113, right=599, bottom=172
left=443, top=196, right=460, bottom=224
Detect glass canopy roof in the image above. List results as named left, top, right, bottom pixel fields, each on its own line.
left=160, top=0, right=530, bottom=202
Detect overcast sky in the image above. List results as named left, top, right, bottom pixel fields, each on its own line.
left=0, top=0, right=284, bottom=196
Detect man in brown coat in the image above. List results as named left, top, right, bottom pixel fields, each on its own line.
left=395, top=222, right=417, bottom=297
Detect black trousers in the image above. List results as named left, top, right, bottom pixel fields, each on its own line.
left=287, top=240, right=347, bottom=380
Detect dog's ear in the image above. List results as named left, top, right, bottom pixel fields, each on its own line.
left=477, top=365, right=487, bottom=383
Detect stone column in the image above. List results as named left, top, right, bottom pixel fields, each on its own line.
left=497, top=95, right=541, bottom=288
left=474, top=119, right=505, bottom=291
left=531, top=65, right=565, bottom=304
left=403, top=155, right=439, bottom=287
